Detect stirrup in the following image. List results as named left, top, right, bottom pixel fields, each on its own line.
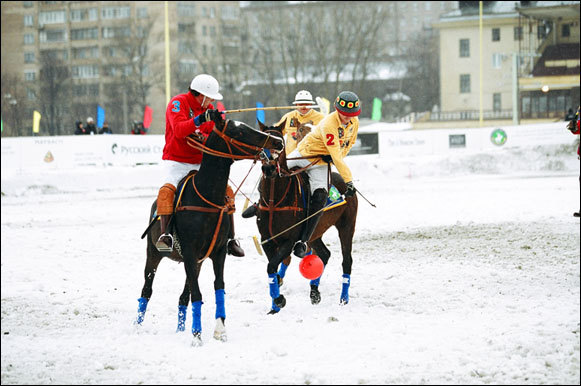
left=227, top=239, right=245, bottom=257
left=242, top=204, right=258, bottom=218
left=155, top=234, right=173, bottom=252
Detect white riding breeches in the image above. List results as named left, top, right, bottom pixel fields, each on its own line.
left=160, top=159, right=201, bottom=188
left=286, top=149, right=328, bottom=194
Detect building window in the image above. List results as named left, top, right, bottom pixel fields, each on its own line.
left=460, top=74, right=470, bottom=93
left=202, top=25, right=207, bottom=36
left=513, top=26, right=523, bottom=41
left=493, top=93, right=501, bottom=112
left=101, top=6, right=131, bottom=20
left=177, top=3, right=195, bottom=17
left=24, top=52, right=35, bottom=63
left=24, top=14, right=34, bottom=26
left=492, top=28, right=500, bottom=42
left=178, top=59, right=196, bottom=74
left=39, top=10, right=66, bottom=24
left=210, top=26, right=216, bottom=36
left=71, top=65, right=99, bottom=79
left=101, top=26, right=130, bottom=39
left=221, top=6, right=238, bottom=20
left=24, top=33, right=34, bottom=45
left=492, top=53, right=502, bottom=69
left=70, top=8, right=98, bottom=22
left=72, top=46, right=99, bottom=59
left=71, top=28, right=98, bottom=40
left=209, top=7, right=215, bottom=18
left=24, top=70, right=36, bottom=82
left=40, top=29, right=67, bottom=43
left=27, top=88, right=36, bottom=101
left=537, top=25, right=547, bottom=40
left=23, top=1, right=34, bottom=8
left=562, top=24, right=570, bottom=37
left=137, top=7, right=148, bottom=18
left=459, top=39, right=470, bottom=58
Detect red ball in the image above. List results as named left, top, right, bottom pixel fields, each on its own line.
left=298, top=254, right=324, bottom=280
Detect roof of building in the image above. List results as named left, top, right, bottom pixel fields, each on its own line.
left=532, top=43, right=581, bottom=76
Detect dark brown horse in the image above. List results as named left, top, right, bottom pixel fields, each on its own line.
left=256, top=120, right=358, bottom=314
left=136, top=116, right=283, bottom=345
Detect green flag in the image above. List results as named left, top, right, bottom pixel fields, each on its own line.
left=371, top=98, right=382, bottom=121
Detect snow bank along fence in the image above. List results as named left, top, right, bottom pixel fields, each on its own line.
left=1, top=122, right=574, bottom=172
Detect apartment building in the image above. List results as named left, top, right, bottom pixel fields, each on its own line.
left=433, top=1, right=579, bottom=123
left=1, top=1, right=241, bottom=136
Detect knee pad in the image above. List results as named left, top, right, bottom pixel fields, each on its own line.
left=157, top=183, right=176, bottom=215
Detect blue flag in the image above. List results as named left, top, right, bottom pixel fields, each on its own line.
left=256, top=102, right=265, bottom=125
left=97, top=105, right=105, bottom=128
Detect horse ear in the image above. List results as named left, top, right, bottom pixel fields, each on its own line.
left=257, top=119, right=266, bottom=131
left=275, top=119, right=286, bottom=133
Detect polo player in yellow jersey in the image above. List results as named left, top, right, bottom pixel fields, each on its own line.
left=286, top=91, right=360, bottom=257
left=241, top=90, right=325, bottom=219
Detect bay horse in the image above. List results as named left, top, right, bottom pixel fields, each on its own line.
left=256, top=120, right=358, bottom=314
left=136, top=115, right=283, bottom=345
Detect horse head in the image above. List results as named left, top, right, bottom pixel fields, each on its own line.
left=201, top=115, right=284, bottom=161
left=257, top=119, right=287, bottom=178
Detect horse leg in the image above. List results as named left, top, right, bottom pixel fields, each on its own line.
left=264, top=240, right=294, bottom=314
left=308, top=238, right=331, bottom=305
left=276, top=255, right=292, bottom=286
left=337, top=225, right=355, bottom=305
left=180, top=242, right=204, bottom=346
left=176, top=280, right=190, bottom=332
left=211, top=245, right=227, bottom=342
left=135, top=246, right=163, bottom=325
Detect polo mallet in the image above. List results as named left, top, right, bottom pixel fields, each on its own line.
left=355, top=188, right=376, bottom=208
left=223, top=104, right=323, bottom=114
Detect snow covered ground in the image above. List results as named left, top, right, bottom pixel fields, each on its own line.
left=1, top=139, right=580, bottom=384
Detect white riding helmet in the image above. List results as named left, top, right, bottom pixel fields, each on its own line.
left=190, top=74, right=223, bottom=100
left=293, top=90, right=316, bottom=105
left=87, top=117, right=94, bottom=123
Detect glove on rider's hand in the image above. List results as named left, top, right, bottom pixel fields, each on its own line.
left=344, top=182, right=356, bottom=198
left=194, top=109, right=222, bottom=127
left=321, top=155, right=333, bottom=163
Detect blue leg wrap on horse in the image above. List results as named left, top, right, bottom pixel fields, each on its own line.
left=215, top=289, right=226, bottom=320
left=340, top=274, right=350, bottom=302
left=277, top=262, right=289, bottom=279
left=176, top=305, right=187, bottom=332
left=310, top=277, right=321, bottom=287
left=268, top=273, right=281, bottom=312
left=191, top=301, right=203, bottom=334
left=268, top=273, right=280, bottom=298
left=136, top=297, right=148, bottom=324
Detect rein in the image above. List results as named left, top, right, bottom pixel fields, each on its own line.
left=177, top=119, right=276, bottom=260
left=185, top=119, right=274, bottom=161
left=175, top=173, right=235, bottom=261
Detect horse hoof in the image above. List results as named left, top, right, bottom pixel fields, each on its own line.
left=339, top=298, right=349, bottom=305
left=191, top=332, right=203, bottom=347
left=274, top=294, right=286, bottom=308
left=213, top=318, right=227, bottom=342
left=310, top=289, right=321, bottom=305
left=267, top=309, right=279, bottom=315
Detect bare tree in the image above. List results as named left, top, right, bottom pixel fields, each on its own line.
left=38, top=51, right=71, bottom=136
left=1, top=72, right=29, bottom=137
left=103, top=16, right=161, bottom=133
left=403, top=31, right=440, bottom=113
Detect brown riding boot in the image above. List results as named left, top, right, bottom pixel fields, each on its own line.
left=155, top=183, right=176, bottom=252
left=227, top=213, right=245, bottom=257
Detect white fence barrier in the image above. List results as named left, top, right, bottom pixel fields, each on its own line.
left=1, top=122, right=574, bottom=173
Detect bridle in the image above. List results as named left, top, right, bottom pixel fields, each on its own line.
left=186, top=119, right=279, bottom=161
